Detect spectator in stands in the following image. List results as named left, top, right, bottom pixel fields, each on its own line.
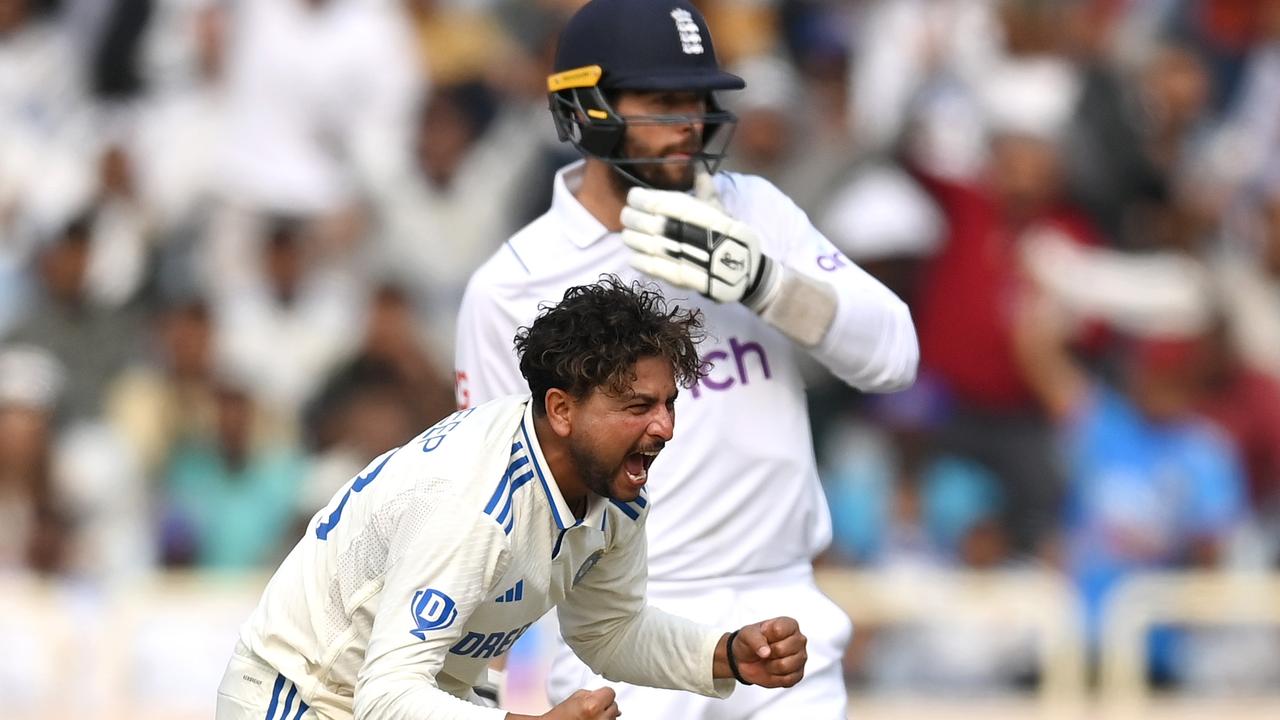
left=133, top=0, right=229, bottom=273
left=76, top=139, right=153, bottom=309
left=217, top=0, right=421, bottom=216
left=300, top=281, right=453, bottom=520
left=0, top=345, right=70, bottom=574
left=212, top=213, right=363, bottom=416
left=6, top=213, right=143, bottom=424
left=1216, top=177, right=1280, bottom=381
left=0, top=0, right=92, bottom=240
left=1192, top=319, right=1280, bottom=566
left=372, top=82, right=537, bottom=360
left=108, top=295, right=295, bottom=484
left=910, top=57, right=1097, bottom=559
left=160, top=372, right=306, bottom=570
left=1014, top=288, right=1247, bottom=682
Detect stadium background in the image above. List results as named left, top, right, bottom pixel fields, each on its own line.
left=1, top=0, right=1279, bottom=717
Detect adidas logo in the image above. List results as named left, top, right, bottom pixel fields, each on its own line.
left=494, top=580, right=524, bottom=603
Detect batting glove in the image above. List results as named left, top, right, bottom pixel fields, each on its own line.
left=621, top=174, right=776, bottom=308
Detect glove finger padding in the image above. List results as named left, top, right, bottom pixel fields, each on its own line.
left=621, top=229, right=711, bottom=265
left=623, top=186, right=763, bottom=304
left=620, top=205, right=668, bottom=236
left=628, top=252, right=711, bottom=291
left=627, top=187, right=730, bottom=231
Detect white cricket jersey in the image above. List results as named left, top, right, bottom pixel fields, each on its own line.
left=456, top=162, right=918, bottom=582
left=238, top=396, right=732, bottom=720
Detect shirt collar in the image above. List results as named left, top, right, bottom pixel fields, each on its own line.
left=551, top=160, right=613, bottom=250
left=519, top=399, right=577, bottom=530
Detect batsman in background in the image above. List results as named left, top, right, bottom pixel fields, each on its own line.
left=455, top=1, right=919, bottom=717
left=215, top=277, right=808, bottom=720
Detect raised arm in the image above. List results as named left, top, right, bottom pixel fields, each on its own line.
left=621, top=173, right=918, bottom=392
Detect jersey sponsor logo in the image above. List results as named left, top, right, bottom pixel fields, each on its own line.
left=409, top=588, right=459, bottom=639
left=573, top=549, right=605, bottom=587
left=419, top=407, right=477, bottom=453
left=816, top=251, right=848, bottom=272
left=688, top=336, right=772, bottom=398
left=449, top=622, right=533, bottom=660
left=669, top=9, right=704, bottom=55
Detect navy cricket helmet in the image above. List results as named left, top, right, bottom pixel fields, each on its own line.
left=547, top=0, right=745, bottom=184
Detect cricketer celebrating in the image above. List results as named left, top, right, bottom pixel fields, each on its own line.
left=455, top=1, right=919, bottom=717
left=216, top=278, right=808, bottom=720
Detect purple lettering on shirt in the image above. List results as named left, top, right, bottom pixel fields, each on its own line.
left=690, top=338, right=771, bottom=398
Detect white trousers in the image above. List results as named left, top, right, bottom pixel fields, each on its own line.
left=214, top=644, right=498, bottom=720
left=547, top=564, right=852, bottom=720
left=215, top=650, right=317, bottom=720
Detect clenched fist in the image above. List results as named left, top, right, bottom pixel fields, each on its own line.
left=539, top=687, right=620, bottom=720
left=717, top=617, right=808, bottom=688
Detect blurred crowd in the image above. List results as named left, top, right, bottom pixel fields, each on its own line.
left=2, top=0, right=1280, bottom=696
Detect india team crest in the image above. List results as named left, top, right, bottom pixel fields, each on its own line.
left=573, top=549, right=605, bottom=587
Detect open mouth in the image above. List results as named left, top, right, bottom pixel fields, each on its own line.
left=624, top=448, right=660, bottom=484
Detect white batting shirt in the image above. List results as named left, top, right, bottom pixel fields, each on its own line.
left=456, top=162, right=918, bottom=582
left=237, top=395, right=732, bottom=720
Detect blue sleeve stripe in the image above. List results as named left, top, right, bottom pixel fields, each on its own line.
left=610, top=500, right=639, bottom=521
left=293, top=699, right=309, bottom=720
left=352, top=450, right=396, bottom=492
left=633, top=493, right=648, bottom=508
left=495, top=496, right=513, bottom=524
left=265, top=674, right=285, bottom=720
left=483, top=445, right=527, bottom=514
left=506, top=455, right=530, bottom=478
left=511, top=469, right=535, bottom=490
left=495, top=469, right=535, bottom=524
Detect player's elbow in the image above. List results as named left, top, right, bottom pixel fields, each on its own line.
left=353, top=680, right=400, bottom=720
left=353, top=673, right=425, bottom=720
left=562, top=627, right=628, bottom=680
left=880, top=330, right=919, bottom=392
left=860, top=300, right=920, bottom=393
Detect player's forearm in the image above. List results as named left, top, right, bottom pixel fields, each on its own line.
left=355, top=676, right=507, bottom=720
left=805, top=268, right=919, bottom=392
left=744, top=261, right=838, bottom=348
left=563, top=605, right=731, bottom=698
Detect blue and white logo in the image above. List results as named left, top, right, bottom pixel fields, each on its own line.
left=410, top=588, right=458, bottom=639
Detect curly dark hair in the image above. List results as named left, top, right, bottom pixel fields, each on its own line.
left=515, top=276, right=706, bottom=413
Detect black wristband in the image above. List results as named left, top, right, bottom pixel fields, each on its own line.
left=725, top=629, right=754, bottom=686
